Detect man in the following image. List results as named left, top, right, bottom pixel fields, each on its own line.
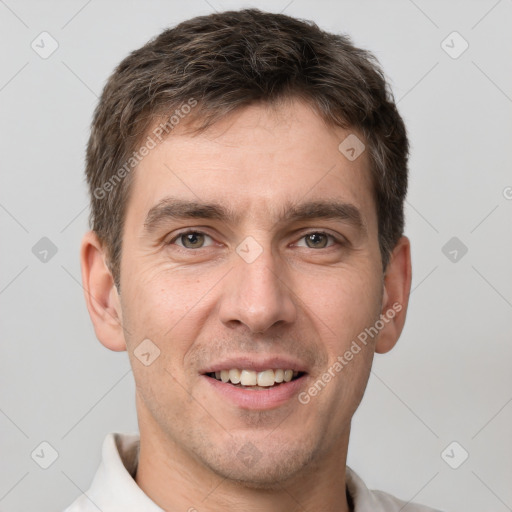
left=64, top=8, right=442, bottom=512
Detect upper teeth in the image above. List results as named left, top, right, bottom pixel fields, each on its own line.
left=214, top=369, right=298, bottom=386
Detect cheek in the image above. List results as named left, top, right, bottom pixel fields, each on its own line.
left=304, top=266, right=383, bottom=346
left=127, top=260, right=202, bottom=313
left=299, top=267, right=381, bottom=404
left=121, top=269, right=207, bottom=421
left=120, top=266, right=208, bottom=361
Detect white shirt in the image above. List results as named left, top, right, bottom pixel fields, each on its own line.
left=63, top=432, right=442, bottom=512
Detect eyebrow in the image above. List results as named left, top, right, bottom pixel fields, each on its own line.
left=143, top=196, right=367, bottom=235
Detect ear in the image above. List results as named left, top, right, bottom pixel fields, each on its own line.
left=80, top=230, right=126, bottom=352
left=375, top=236, right=412, bottom=354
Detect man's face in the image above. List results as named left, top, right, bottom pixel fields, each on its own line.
left=118, top=100, right=385, bottom=486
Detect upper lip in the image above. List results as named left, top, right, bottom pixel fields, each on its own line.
left=200, top=356, right=309, bottom=374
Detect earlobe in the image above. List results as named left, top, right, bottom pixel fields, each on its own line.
left=375, top=236, right=412, bottom=354
left=80, top=231, right=126, bottom=352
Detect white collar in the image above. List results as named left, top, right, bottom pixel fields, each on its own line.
left=63, top=432, right=439, bottom=512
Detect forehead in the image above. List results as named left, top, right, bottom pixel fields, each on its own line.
left=125, top=100, right=376, bottom=232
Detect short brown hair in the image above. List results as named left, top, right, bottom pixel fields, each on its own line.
left=86, top=8, right=409, bottom=290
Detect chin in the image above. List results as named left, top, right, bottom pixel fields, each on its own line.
left=203, top=442, right=318, bottom=490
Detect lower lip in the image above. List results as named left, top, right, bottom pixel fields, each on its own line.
left=202, top=374, right=307, bottom=410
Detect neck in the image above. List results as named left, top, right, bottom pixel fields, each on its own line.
left=134, top=400, right=351, bottom=512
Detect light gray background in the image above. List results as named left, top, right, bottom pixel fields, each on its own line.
left=1, top=0, right=511, bottom=511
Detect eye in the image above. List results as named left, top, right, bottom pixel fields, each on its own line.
left=168, top=230, right=342, bottom=251
left=170, top=231, right=214, bottom=249
left=296, top=231, right=339, bottom=249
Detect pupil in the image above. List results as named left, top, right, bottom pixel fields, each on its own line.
left=184, top=233, right=203, bottom=248
left=307, top=233, right=326, bottom=248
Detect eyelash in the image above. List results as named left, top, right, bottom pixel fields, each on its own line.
left=168, top=230, right=344, bottom=250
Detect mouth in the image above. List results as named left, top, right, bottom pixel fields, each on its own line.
left=200, top=357, right=310, bottom=409
left=205, top=369, right=306, bottom=390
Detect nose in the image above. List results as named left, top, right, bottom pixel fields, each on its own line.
left=218, top=242, right=297, bottom=334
